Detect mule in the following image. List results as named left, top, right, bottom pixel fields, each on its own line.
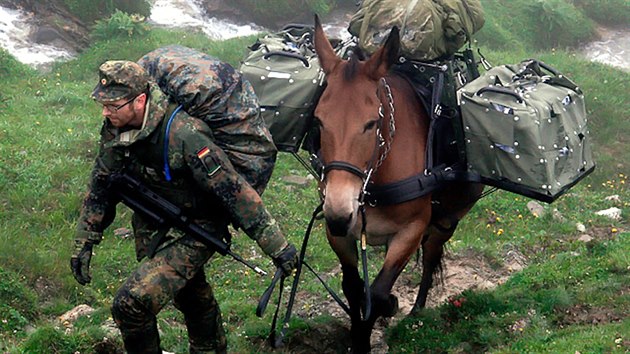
left=312, top=16, right=483, bottom=353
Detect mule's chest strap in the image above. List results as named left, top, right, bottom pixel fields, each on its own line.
left=364, top=164, right=475, bottom=206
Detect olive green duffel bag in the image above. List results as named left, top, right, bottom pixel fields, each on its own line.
left=239, top=24, right=326, bottom=153
left=458, top=59, right=595, bottom=202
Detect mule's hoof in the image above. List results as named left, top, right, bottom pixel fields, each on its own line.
left=382, top=294, right=399, bottom=317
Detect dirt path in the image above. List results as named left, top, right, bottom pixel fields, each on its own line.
left=263, top=250, right=528, bottom=353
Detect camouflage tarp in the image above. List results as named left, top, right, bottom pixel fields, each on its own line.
left=348, top=0, right=485, bottom=61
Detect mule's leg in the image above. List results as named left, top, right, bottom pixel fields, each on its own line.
left=370, top=220, right=427, bottom=319
left=411, top=224, right=453, bottom=314
left=327, top=232, right=368, bottom=352
left=410, top=183, right=484, bottom=315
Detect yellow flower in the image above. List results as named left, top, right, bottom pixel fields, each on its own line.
left=611, top=228, right=618, bottom=233
left=497, top=229, right=504, bottom=236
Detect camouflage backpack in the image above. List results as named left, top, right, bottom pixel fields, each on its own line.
left=348, top=0, right=485, bottom=61
left=138, top=45, right=277, bottom=194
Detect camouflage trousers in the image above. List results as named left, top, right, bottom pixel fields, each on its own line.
left=111, top=232, right=227, bottom=354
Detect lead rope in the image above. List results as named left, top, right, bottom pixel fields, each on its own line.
left=268, top=202, right=328, bottom=348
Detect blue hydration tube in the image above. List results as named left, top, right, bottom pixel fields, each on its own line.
left=163, top=105, right=183, bottom=182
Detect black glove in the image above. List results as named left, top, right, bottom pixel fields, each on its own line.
left=70, top=240, right=94, bottom=285
left=272, top=244, right=298, bottom=277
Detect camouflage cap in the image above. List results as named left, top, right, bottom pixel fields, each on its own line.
left=91, top=60, right=150, bottom=103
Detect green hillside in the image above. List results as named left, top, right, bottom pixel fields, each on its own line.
left=0, top=0, right=628, bottom=352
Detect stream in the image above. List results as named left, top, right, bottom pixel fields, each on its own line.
left=0, top=2, right=628, bottom=73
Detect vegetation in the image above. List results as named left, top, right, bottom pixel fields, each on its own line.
left=61, top=0, right=151, bottom=24
left=0, top=0, right=628, bottom=353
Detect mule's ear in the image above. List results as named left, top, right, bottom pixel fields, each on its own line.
left=365, top=26, right=401, bottom=80
left=314, top=14, right=341, bottom=75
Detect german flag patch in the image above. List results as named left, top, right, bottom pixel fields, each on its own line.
left=196, top=146, right=221, bottom=177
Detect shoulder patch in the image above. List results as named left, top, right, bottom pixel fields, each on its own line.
left=196, top=146, right=222, bottom=177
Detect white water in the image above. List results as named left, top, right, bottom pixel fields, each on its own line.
left=0, top=6, right=73, bottom=68
left=581, top=27, right=630, bottom=72
left=148, top=0, right=262, bottom=40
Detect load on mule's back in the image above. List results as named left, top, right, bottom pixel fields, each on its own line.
left=312, top=15, right=483, bottom=353
left=138, top=45, right=277, bottom=194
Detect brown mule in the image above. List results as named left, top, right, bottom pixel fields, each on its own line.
left=312, top=16, right=483, bottom=353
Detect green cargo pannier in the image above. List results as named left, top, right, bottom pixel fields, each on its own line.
left=348, top=0, right=485, bottom=61
left=239, top=24, right=326, bottom=152
left=458, top=59, right=595, bottom=202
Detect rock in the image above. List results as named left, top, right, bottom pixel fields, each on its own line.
left=552, top=208, right=565, bottom=221
left=527, top=201, right=545, bottom=217
left=114, top=227, right=132, bottom=239
left=578, top=234, right=594, bottom=243
left=595, top=207, right=622, bottom=220
left=100, top=318, right=119, bottom=337
left=281, top=175, right=313, bottom=187
left=59, top=304, right=95, bottom=324
left=605, top=195, right=621, bottom=203
left=576, top=222, right=586, bottom=232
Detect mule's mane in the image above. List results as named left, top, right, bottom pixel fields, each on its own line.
left=342, top=47, right=367, bottom=82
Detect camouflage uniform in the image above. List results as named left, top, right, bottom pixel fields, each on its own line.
left=73, top=60, right=294, bottom=354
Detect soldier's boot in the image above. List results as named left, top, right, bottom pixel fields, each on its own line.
left=112, top=289, right=161, bottom=354
left=175, top=271, right=227, bottom=354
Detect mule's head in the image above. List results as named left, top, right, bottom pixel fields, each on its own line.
left=313, top=15, right=400, bottom=236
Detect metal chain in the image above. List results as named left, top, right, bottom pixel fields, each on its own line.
left=375, top=77, right=396, bottom=171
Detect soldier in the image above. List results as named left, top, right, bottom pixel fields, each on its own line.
left=70, top=60, right=297, bottom=354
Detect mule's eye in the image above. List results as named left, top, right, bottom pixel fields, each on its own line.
left=363, top=119, right=378, bottom=132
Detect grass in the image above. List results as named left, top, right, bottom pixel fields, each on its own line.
left=1, top=0, right=629, bottom=352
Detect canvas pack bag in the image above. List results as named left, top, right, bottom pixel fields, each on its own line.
left=239, top=24, right=326, bottom=152
left=458, top=59, right=595, bottom=202
left=348, top=0, right=485, bottom=61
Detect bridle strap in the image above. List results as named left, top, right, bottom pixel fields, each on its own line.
left=322, top=160, right=367, bottom=180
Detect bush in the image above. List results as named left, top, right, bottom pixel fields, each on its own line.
left=572, top=0, right=630, bottom=26
left=521, top=0, right=595, bottom=48
left=63, top=0, right=151, bottom=24
left=91, top=10, right=150, bottom=40
left=0, top=268, right=39, bottom=333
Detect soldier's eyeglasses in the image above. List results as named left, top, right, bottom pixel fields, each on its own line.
left=102, top=95, right=138, bottom=113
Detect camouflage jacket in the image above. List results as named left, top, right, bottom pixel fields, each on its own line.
left=76, top=83, right=287, bottom=259
left=138, top=45, right=277, bottom=194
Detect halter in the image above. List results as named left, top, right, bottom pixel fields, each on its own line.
left=321, top=77, right=397, bottom=201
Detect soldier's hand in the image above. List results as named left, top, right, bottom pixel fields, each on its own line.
left=272, top=244, right=298, bottom=277
left=70, top=240, right=94, bottom=285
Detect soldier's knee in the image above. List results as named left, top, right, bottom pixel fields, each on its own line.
left=111, top=288, right=152, bottom=327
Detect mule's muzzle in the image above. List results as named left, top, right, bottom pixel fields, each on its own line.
left=325, top=212, right=353, bottom=237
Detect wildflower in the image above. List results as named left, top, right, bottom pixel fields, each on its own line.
left=611, top=228, right=618, bottom=233
left=497, top=229, right=504, bottom=236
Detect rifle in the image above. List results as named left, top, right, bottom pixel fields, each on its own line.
left=110, top=172, right=268, bottom=276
